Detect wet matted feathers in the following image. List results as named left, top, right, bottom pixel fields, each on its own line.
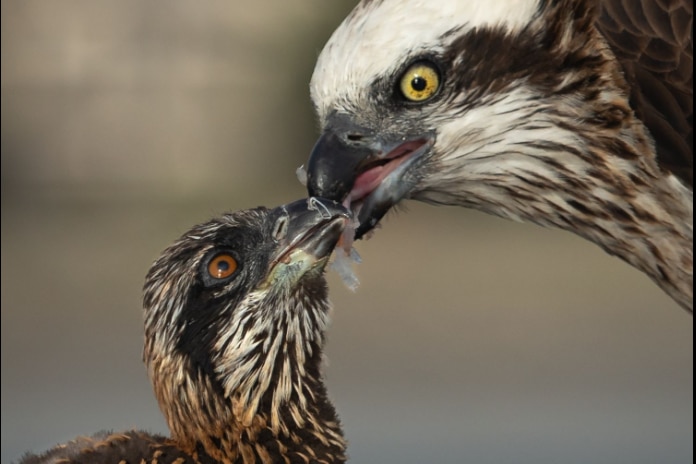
left=305, top=0, right=693, bottom=311
left=20, top=198, right=351, bottom=464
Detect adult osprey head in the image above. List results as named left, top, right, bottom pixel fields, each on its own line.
left=21, top=198, right=350, bottom=464
left=305, top=0, right=693, bottom=310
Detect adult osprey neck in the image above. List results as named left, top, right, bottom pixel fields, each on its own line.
left=305, top=0, right=693, bottom=311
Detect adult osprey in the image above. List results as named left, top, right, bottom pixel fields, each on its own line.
left=20, top=198, right=350, bottom=464
left=305, top=0, right=693, bottom=311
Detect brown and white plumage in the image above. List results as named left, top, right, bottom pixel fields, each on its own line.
left=305, top=0, right=693, bottom=311
left=20, top=198, right=350, bottom=464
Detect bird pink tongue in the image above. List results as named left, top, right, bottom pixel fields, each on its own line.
left=350, top=165, right=386, bottom=201
left=328, top=140, right=429, bottom=290
left=295, top=140, right=424, bottom=292
left=350, top=138, right=427, bottom=202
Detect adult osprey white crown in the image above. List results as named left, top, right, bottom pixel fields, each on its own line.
left=305, top=0, right=693, bottom=311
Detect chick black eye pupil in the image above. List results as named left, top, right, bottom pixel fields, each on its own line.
left=216, top=261, right=230, bottom=272
left=205, top=252, right=239, bottom=282
left=411, top=77, right=427, bottom=91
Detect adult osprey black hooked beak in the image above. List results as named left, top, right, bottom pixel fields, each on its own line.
left=305, top=0, right=693, bottom=310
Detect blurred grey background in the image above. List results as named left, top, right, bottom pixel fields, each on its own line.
left=1, top=2, right=692, bottom=463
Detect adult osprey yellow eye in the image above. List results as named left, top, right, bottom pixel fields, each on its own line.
left=207, top=253, right=238, bottom=279
left=399, top=62, right=440, bottom=102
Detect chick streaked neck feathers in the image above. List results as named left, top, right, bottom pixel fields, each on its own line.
left=144, top=313, right=345, bottom=463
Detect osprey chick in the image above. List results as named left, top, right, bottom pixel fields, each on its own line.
left=306, top=0, right=693, bottom=311
left=21, top=198, right=350, bottom=464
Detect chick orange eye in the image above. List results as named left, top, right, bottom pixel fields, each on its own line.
left=207, top=253, right=238, bottom=279
left=399, top=62, right=440, bottom=102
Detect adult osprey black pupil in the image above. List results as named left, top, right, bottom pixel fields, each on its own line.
left=412, top=76, right=427, bottom=91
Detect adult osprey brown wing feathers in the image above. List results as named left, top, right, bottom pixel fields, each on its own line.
left=305, top=0, right=693, bottom=310
left=598, top=0, right=693, bottom=186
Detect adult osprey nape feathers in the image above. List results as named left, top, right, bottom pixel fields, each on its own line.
left=305, top=0, right=693, bottom=311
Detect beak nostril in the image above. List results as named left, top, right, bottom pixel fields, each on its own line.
left=272, top=215, right=289, bottom=241
left=346, top=134, right=363, bottom=141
